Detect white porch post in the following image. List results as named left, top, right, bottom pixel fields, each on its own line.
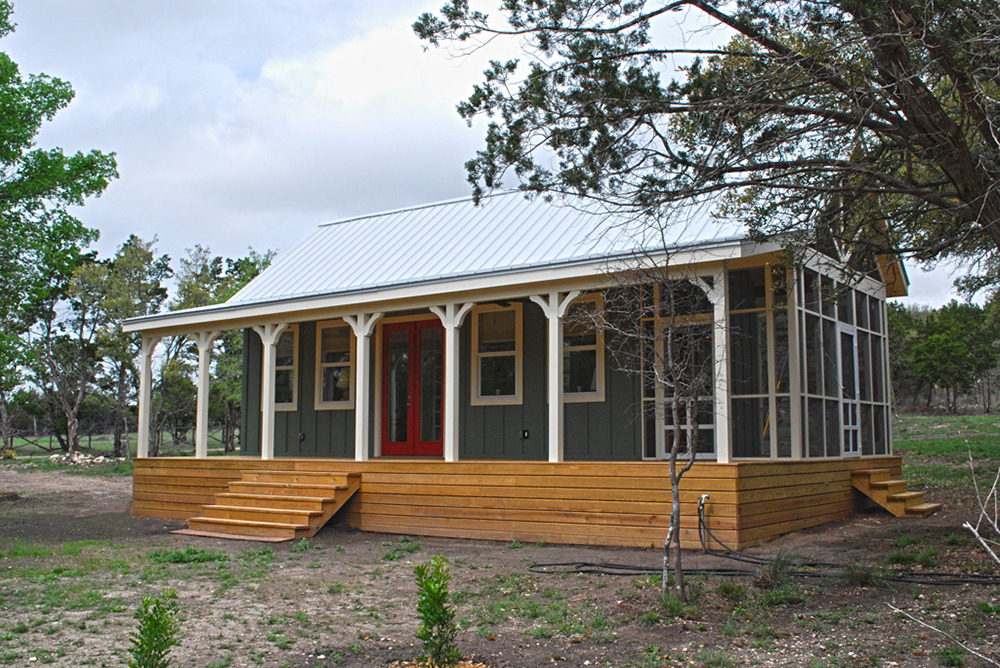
left=252, top=323, right=288, bottom=460
left=136, top=335, right=160, bottom=459
left=430, top=303, right=474, bottom=462
left=530, top=290, right=580, bottom=463
left=345, top=312, right=382, bottom=461
left=696, top=271, right=730, bottom=463
left=192, top=330, right=220, bottom=459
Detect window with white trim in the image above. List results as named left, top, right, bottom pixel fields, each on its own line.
left=563, top=294, right=605, bottom=402
left=471, top=303, right=522, bottom=405
left=273, top=326, right=298, bottom=410
left=315, top=321, right=354, bottom=409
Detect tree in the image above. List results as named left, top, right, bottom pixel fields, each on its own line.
left=415, top=0, right=1000, bottom=288
left=910, top=301, right=999, bottom=412
left=29, top=263, right=104, bottom=455
left=577, top=244, right=717, bottom=600
left=149, top=247, right=272, bottom=454
left=210, top=252, right=273, bottom=451
left=0, top=1, right=117, bottom=452
left=90, top=236, right=171, bottom=458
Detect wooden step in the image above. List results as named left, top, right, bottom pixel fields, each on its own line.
left=851, top=468, right=940, bottom=519
left=199, top=504, right=320, bottom=525
left=214, top=493, right=328, bottom=512
left=853, top=469, right=891, bottom=482
left=171, top=528, right=290, bottom=542
left=187, top=517, right=306, bottom=540
left=870, top=479, right=908, bottom=494
left=240, top=470, right=354, bottom=485
left=888, top=491, right=924, bottom=502
left=181, top=471, right=361, bottom=542
left=228, top=481, right=350, bottom=497
left=906, top=502, right=943, bottom=518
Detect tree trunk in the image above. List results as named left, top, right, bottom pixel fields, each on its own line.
left=66, top=415, right=79, bottom=455
left=0, top=396, right=12, bottom=456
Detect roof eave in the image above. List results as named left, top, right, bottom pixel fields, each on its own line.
left=123, top=238, right=751, bottom=335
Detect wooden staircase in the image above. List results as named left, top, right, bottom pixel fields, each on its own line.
left=851, top=468, right=941, bottom=518
left=174, top=470, right=360, bottom=541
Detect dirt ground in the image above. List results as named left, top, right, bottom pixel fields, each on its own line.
left=0, top=467, right=998, bottom=667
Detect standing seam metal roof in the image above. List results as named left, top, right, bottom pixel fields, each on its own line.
left=226, top=191, right=745, bottom=307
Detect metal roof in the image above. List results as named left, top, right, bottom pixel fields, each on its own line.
left=227, top=191, right=745, bottom=307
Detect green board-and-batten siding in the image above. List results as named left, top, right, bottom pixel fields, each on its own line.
left=240, top=302, right=642, bottom=460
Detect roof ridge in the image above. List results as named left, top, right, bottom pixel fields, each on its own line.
left=318, top=189, right=519, bottom=228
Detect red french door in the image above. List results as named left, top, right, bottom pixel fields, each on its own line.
left=381, top=320, right=444, bottom=456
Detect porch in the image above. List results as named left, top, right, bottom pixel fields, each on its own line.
left=133, top=455, right=906, bottom=550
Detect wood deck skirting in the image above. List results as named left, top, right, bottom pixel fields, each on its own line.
left=132, top=456, right=903, bottom=549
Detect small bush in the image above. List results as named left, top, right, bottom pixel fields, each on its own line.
left=886, top=551, right=917, bottom=566
left=843, top=563, right=877, bottom=587
left=716, top=580, right=746, bottom=602
left=916, top=548, right=939, bottom=568
left=937, top=643, right=966, bottom=667
left=414, top=556, right=461, bottom=668
left=128, top=589, right=180, bottom=668
left=660, top=593, right=699, bottom=620
left=753, top=550, right=796, bottom=589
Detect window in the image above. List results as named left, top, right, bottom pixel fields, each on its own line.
left=563, top=294, right=605, bottom=402
left=315, top=321, right=354, bottom=409
left=273, top=326, right=298, bottom=410
left=471, top=303, right=522, bottom=405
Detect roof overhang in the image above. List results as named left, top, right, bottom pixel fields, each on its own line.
left=124, top=239, right=767, bottom=337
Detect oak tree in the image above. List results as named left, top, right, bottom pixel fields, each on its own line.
left=416, top=0, right=1000, bottom=286
left=0, top=1, right=117, bottom=452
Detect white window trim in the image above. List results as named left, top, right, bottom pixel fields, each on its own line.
left=470, top=302, right=523, bottom=406
left=315, top=320, right=356, bottom=411
left=273, top=324, right=298, bottom=412
left=563, top=293, right=605, bottom=403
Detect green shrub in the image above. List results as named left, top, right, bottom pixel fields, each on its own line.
left=128, top=590, right=180, bottom=668
left=414, top=556, right=461, bottom=668
left=937, top=643, right=965, bottom=667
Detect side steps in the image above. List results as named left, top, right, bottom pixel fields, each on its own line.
left=851, top=468, right=941, bottom=518
left=174, top=470, right=360, bottom=541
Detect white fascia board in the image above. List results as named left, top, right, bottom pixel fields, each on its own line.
left=123, top=243, right=745, bottom=336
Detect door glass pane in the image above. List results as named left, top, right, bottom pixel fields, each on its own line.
left=825, top=399, right=840, bottom=457
left=840, top=331, right=856, bottom=399
left=420, top=327, right=443, bottom=442
left=823, top=319, right=838, bottom=397
left=386, top=329, right=409, bottom=443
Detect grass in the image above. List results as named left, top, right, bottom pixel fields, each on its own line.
left=149, top=547, right=229, bottom=564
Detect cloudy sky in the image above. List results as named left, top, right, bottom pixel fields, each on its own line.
left=4, top=1, right=959, bottom=306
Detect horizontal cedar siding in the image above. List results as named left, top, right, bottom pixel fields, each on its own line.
left=132, top=456, right=902, bottom=549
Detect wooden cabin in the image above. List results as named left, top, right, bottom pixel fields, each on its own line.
left=124, top=192, right=937, bottom=548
